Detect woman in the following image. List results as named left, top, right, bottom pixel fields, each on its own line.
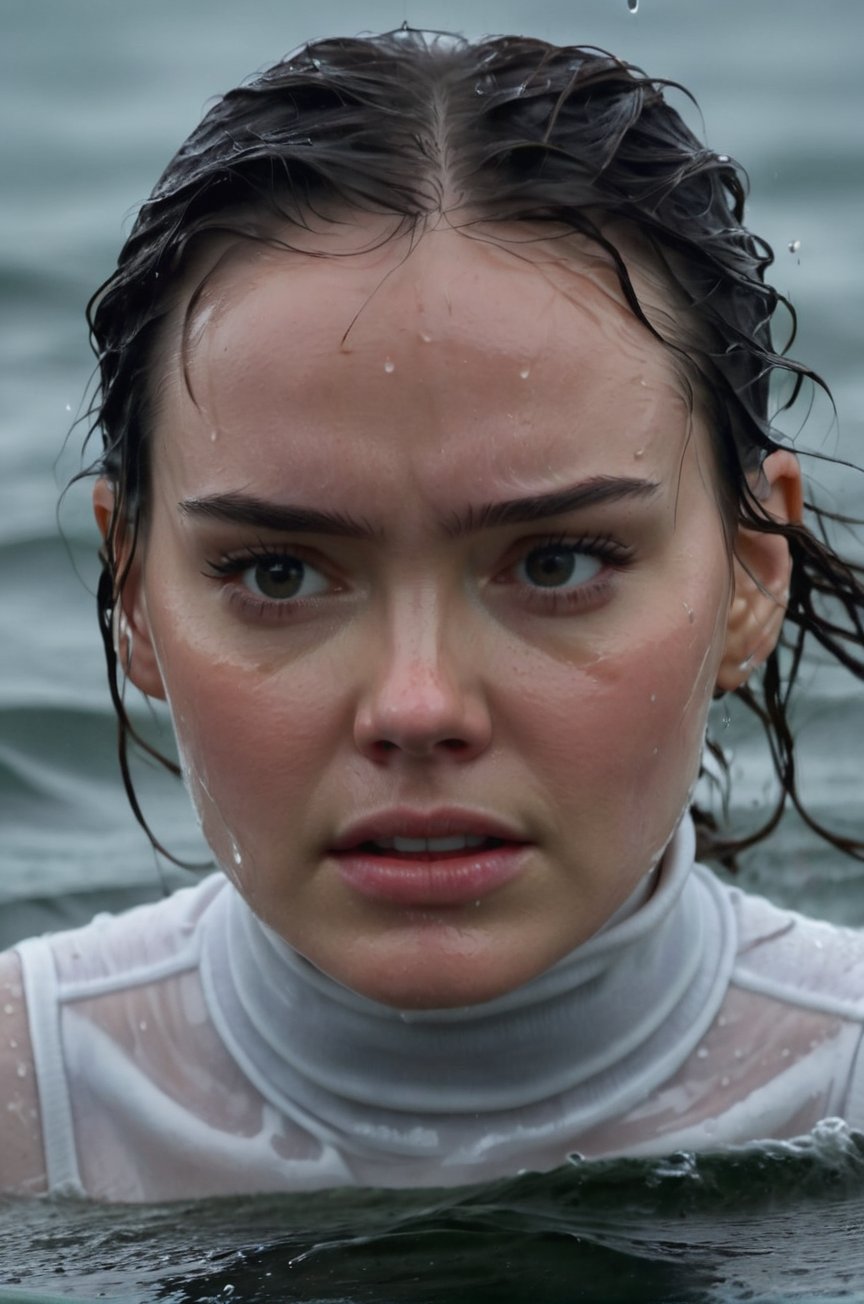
left=2, top=30, right=864, bottom=1201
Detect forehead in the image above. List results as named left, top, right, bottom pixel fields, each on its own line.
left=152, top=218, right=700, bottom=501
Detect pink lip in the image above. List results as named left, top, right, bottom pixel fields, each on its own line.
left=331, top=807, right=526, bottom=852
left=329, top=807, right=531, bottom=907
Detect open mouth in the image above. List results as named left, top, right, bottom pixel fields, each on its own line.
left=356, top=834, right=507, bottom=857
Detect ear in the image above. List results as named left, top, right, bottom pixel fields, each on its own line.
left=93, top=478, right=167, bottom=701
left=716, top=450, right=803, bottom=693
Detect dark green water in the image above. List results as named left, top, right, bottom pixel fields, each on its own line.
left=2, top=1122, right=864, bottom=1302
left=3, top=0, right=864, bottom=1298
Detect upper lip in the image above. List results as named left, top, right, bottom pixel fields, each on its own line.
left=331, top=808, right=529, bottom=852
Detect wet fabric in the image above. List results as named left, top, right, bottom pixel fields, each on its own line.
left=12, top=816, right=864, bottom=1201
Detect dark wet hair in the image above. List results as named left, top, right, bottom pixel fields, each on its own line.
left=85, top=28, right=864, bottom=867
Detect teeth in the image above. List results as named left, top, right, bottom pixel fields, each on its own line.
left=374, top=834, right=489, bottom=853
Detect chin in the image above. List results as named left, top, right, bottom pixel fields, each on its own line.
left=323, top=931, right=547, bottom=1011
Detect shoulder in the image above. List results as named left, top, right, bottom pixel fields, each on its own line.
left=713, top=872, right=864, bottom=1019
left=0, top=949, right=47, bottom=1195
left=42, top=872, right=227, bottom=993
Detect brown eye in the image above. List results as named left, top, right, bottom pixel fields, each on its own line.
left=241, top=556, right=329, bottom=601
left=518, top=545, right=602, bottom=590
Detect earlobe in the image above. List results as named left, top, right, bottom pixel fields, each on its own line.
left=716, top=450, right=802, bottom=693
left=93, top=479, right=167, bottom=702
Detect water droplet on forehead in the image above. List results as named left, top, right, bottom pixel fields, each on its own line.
left=384, top=358, right=396, bottom=374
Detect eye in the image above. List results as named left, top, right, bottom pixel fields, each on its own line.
left=239, top=554, right=330, bottom=601
left=516, top=543, right=604, bottom=591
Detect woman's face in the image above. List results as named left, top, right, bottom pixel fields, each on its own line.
left=122, top=220, right=736, bottom=1008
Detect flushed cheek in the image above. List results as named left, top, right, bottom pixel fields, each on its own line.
left=519, top=616, right=721, bottom=818
left=161, top=655, right=339, bottom=865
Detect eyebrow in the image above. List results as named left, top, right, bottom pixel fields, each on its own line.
left=179, top=476, right=660, bottom=541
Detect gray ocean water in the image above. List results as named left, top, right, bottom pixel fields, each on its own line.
left=2, top=0, right=863, bottom=1299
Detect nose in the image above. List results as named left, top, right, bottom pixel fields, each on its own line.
left=352, top=594, right=493, bottom=763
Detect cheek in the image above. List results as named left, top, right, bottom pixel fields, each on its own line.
left=156, top=645, right=340, bottom=844
left=511, top=606, right=724, bottom=803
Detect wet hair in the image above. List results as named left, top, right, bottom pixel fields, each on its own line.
left=85, top=28, right=864, bottom=867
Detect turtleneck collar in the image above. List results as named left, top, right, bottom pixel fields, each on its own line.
left=199, top=816, right=735, bottom=1170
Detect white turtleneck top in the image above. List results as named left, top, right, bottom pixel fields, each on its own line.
left=6, top=817, right=864, bottom=1202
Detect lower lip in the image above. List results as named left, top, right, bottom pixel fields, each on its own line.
left=331, top=845, right=531, bottom=906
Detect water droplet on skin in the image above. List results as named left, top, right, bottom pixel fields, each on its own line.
left=231, top=842, right=243, bottom=867
left=138, top=1020, right=148, bottom=1032
left=696, top=1047, right=709, bottom=1060
left=649, top=693, right=656, bottom=703
left=519, top=366, right=531, bottom=380
left=718, top=1015, right=727, bottom=1028
left=209, top=430, right=218, bottom=443
left=788, top=239, right=801, bottom=254
left=16, top=1064, right=27, bottom=1079
left=627, top=0, right=639, bottom=11
left=683, top=602, right=695, bottom=623
left=384, top=358, right=396, bottom=374
left=633, top=448, right=645, bottom=459
left=720, top=1075, right=731, bottom=1088
left=3, top=1005, right=13, bottom=1016
left=9, top=1039, right=17, bottom=1050
left=781, top=1047, right=790, bottom=1058
left=734, top=1048, right=744, bottom=1059
left=419, top=331, right=433, bottom=344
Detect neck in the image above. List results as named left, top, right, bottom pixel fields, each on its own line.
left=199, top=816, right=734, bottom=1172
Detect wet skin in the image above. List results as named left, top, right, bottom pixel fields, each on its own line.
left=109, top=219, right=794, bottom=1009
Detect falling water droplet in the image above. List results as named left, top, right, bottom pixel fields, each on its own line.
left=627, top=0, right=639, bottom=11
left=788, top=239, right=801, bottom=254
left=384, top=358, right=396, bottom=374
left=519, top=365, right=531, bottom=380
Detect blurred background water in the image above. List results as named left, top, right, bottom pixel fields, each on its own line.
left=1, top=0, right=863, bottom=1299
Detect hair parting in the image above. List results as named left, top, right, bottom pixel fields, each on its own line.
left=82, top=28, right=864, bottom=868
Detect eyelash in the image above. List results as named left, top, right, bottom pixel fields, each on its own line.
left=202, top=533, right=635, bottom=620
left=500, top=532, right=634, bottom=613
left=202, top=543, right=337, bottom=620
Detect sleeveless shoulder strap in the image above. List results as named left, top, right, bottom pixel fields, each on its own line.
left=14, top=936, right=84, bottom=1196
